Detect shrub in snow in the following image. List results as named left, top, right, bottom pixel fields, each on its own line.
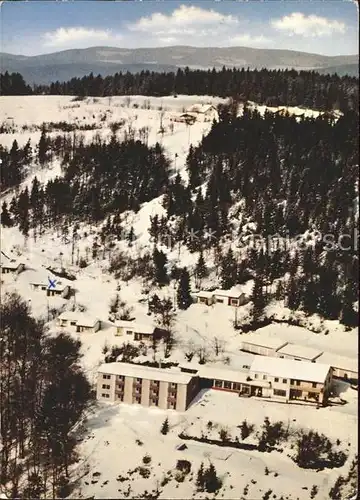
left=238, top=420, right=255, bottom=440
left=79, top=258, right=88, bottom=268
left=176, top=460, right=191, bottom=474
left=258, top=417, right=287, bottom=452
left=294, top=430, right=347, bottom=470
left=310, top=485, right=318, bottom=498
left=138, top=467, right=151, bottom=479
left=219, top=427, right=230, bottom=443
left=142, top=454, right=152, bottom=465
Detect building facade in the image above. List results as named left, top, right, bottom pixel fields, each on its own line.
left=249, top=356, right=333, bottom=405
left=97, top=363, right=199, bottom=412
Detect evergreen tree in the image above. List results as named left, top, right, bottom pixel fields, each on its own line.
left=220, top=248, right=237, bottom=289
left=127, top=226, right=135, bottom=247
left=203, top=463, right=222, bottom=493
left=38, top=126, right=48, bottom=165
left=196, top=462, right=205, bottom=492
left=195, top=251, right=208, bottom=287
left=251, top=276, right=266, bottom=321
left=160, top=417, right=169, bottom=435
left=177, top=268, right=192, bottom=310
left=153, top=248, right=169, bottom=286
left=1, top=201, right=13, bottom=227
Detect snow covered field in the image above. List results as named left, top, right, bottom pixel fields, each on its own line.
left=0, top=95, right=357, bottom=499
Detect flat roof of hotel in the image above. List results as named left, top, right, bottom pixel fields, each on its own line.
left=98, top=363, right=194, bottom=384
left=250, top=356, right=331, bottom=384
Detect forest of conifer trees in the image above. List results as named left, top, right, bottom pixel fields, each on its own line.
left=0, top=67, right=358, bottom=112
left=1, top=100, right=358, bottom=327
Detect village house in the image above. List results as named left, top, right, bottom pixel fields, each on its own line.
left=276, top=343, right=323, bottom=363
left=30, top=279, right=71, bottom=298
left=58, top=311, right=101, bottom=333
left=213, top=287, right=249, bottom=307
left=195, top=286, right=249, bottom=307
left=249, top=356, right=333, bottom=405
left=241, top=338, right=288, bottom=357
left=186, top=104, right=218, bottom=122
left=114, top=320, right=168, bottom=343
left=0, top=252, right=25, bottom=275
left=97, top=362, right=199, bottom=411
left=181, top=355, right=332, bottom=406
left=0, top=261, right=25, bottom=275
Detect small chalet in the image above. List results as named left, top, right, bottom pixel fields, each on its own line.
left=186, top=104, right=218, bottom=121
left=0, top=260, right=25, bottom=275
left=30, top=279, right=71, bottom=298
left=0, top=252, right=25, bottom=275
left=213, top=287, right=248, bottom=307
left=58, top=311, right=101, bottom=333
left=115, top=320, right=168, bottom=343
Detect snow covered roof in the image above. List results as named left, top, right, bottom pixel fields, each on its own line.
left=277, top=343, right=323, bottom=361
left=30, top=276, right=70, bottom=291
left=59, top=311, right=99, bottom=327
left=250, top=356, right=331, bottom=384
left=213, top=287, right=245, bottom=298
left=76, top=314, right=100, bottom=328
left=0, top=253, right=22, bottom=269
left=187, top=104, right=215, bottom=114
left=242, top=337, right=288, bottom=351
left=59, top=311, right=79, bottom=322
left=227, top=353, right=256, bottom=370
left=196, top=365, right=250, bottom=384
left=1, top=261, right=20, bottom=269
left=115, top=320, right=137, bottom=328
left=116, top=321, right=154, bottom=334
left=195, top=290, right=214, bottom=299
left=98, top=363, right=194, bottom=384
left=316, top=352, right=358, bottom=374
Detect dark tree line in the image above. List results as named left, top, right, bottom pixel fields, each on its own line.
left=2, top=97, right=358, bottom=326
left=153, top=106, right=359, bottom=324
left=2, top=131, right=171, bottom=236
left=0, top=139, right=32, bottom=192
left=1, top=68, right=358, bottom=112
left=0, top=292, right=92, bottom=498
left=0, top=71, right=32, bottom=95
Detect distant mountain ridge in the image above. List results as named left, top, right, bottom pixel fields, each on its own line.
left=1, top=46, right=358, bottom=84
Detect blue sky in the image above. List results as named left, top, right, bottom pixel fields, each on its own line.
left=0, top=1, right=358, bottom=56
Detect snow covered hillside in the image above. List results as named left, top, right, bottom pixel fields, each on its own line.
left=0, top=95, right=357, bottom=500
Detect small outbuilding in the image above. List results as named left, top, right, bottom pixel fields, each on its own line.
left=241, top=337, right=288, bottom=357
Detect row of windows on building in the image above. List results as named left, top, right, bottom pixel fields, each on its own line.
left=101, top=374, right=178, bottom=409
left=253, top=373, right=318, bottom=388
left=273, top=389, right=320, bottom=399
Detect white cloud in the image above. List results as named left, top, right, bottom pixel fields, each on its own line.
left=271, top=12, right=346, bottom=37
left=128, top=4, right=239, bottom=33
left=126, top=4, right=270, bottom=48
left=43, top=27, right=123, bottom=49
